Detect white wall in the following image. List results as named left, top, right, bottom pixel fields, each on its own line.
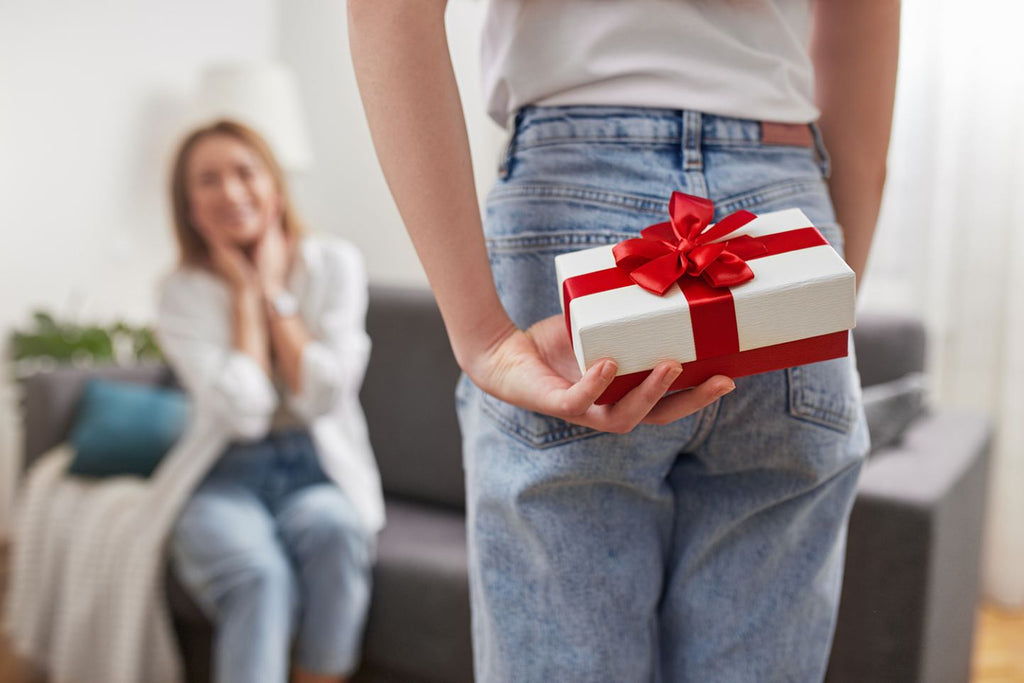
left=0, top=0, right=278, bottom=534
left=0, top=0, right=505, bottom=536
left=277, top=0, right=506, bottom=285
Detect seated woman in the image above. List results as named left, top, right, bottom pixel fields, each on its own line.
left=156, top=119, right=384, bottom=683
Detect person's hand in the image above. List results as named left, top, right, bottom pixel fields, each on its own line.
left=253, top=222, right=293, bottom=294
left=466, top=313, right=735, bottom=433
left=202, top=229, right=259, bottom=295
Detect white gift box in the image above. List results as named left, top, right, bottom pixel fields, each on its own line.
left=555, top=207, right=856, bottom=403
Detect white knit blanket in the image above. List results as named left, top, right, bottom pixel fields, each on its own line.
left=3, top=418, right=227, bottom=683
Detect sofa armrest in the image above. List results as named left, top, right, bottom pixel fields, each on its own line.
left=827, top=410, right=992, bottom=682
left=857, top=411, right=992, bottom=505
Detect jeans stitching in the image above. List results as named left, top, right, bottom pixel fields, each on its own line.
left=714, top=179, right=827, bottom=215
left=480, top=392, right=598, bottom=449
left=701, top=137, right=810, bottom=149
left=786, top=365, right=855, bottom=434
left=679, top=399, right=721, bottom=454
left=513, top=137, right=812, bottom=152
left=514, top=136, right=681, bottom=151
left=485, top=230, right=635, bottom=252
left=489, top=183, right=668, bottom=214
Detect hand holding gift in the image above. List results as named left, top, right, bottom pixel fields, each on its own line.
left=557, top=191, right=856, bottom=404
left=469, top=314, right=735, bottom=433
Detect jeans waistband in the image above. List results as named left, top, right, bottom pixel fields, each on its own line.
left=503, top=105, right=829, bottom=177
left=512, top=105, right=817, bottom=148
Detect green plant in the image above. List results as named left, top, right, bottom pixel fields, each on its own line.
left=8, top=310, right=163, bottom=365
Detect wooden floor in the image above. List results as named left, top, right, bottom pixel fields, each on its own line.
left=0, top=542, right=1021, bottom=682
left=971, top=603, right=1024, bottom=683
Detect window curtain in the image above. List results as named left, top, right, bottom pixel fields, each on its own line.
left=859, top=0, right=1024, bottom=607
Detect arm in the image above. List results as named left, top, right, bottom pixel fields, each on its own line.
left=276, top=242, right=373, bottom=422
left=234, top=286, right=272, bottom=375
left=347, top=0, right=507, bottom=373
left=157, top=274, right=278, bottom=441
left=811, top=0, right=900, bottom=289
left=218, top=225, right=358, bottom=422
left=256, top=225, right=312, bottom=396
left=263, top=288, right=312, bottom=395
left=347, top=0, right=732, bottom=432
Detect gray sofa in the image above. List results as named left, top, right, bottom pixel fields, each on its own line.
left=17, top=286, right=991, bottom=683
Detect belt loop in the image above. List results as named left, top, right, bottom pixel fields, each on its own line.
left=498, top=108, right=526, bottom=179
left=809, top=122, right=832, bottom=179
left=682, top=110, right=703, bottom=171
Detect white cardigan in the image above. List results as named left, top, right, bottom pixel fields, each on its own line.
left=156, top=235, right=385, bottom=535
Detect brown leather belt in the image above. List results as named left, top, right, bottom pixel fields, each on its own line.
left=760, top=121, right=815, bottom=148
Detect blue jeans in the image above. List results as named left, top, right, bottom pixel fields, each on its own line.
left=170, top=429, right=372, bottom=683
left=456, top=106, right=870, bottom=682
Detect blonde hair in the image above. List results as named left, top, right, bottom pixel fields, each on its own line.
left=169, top=119, right=306, bottom=267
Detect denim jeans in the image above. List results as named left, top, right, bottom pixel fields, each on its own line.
left=456, top=106, right=870, bottom=682
left=170, top=428, right=372, bottom=683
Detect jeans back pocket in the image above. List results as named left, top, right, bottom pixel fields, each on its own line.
left=479, top=391, right=599, bottom=450
left=786, top=358, right=859, bottom=434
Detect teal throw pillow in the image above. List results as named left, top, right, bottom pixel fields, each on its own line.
left=68, top=378, right=189, bottom=478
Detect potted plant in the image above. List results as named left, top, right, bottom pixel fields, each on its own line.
left=7, top=310, right=163, bottom=378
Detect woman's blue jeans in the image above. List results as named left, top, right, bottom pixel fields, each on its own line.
left=456, top=106, right=870, bottom=683
left=170, top=429, right=372, bottom=683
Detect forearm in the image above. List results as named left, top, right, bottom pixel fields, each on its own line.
left=348, top=0, right=514, bottom=372
left=811, top=0, right=900, bottom=289
left=263, top=288, right=312, bottom=395
left=232, top=288, right=271, bottom=374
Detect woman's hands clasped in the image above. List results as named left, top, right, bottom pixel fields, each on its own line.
left=467, top=314, right=735, bottom=434
left=251, top=222, right=293, bottom=294
left=201, top=224, right=293, bottom=296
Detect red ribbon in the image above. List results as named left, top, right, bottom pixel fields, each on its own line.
left=562, top=194, right=829, bottom=376
left=612, top=192, right=762, bottom=296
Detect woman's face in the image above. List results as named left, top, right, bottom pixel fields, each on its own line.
left=186, top=133, right=281, bottom=248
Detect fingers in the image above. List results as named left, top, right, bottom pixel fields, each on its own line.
left=563, top=366, right=734, bottom=433
left=204, top=236, right=257, bottom=290
left=642, top=375, right=735, bottom=426
left=479, top=324, right=733, bottom=435
left=202, top=230, right=236, bottom=261
left=252, top=224, right=291, bottom=288
left=558, top=359, right=619, bottom=415
left=593, top=361, right=683, bottom=433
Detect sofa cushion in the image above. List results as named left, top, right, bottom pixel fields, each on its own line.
left=362, top=286, right=465, bottom=510
left=67, top=378, right=189, bottom=477
left=361, top=499, right=472, bottom=683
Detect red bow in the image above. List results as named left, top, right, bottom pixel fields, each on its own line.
left=612, top=192, right=764, bottom=295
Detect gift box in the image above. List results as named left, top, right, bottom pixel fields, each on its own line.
left=555, top=192, right=855, bottom=404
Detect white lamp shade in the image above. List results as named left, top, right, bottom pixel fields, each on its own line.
left=193, top=62, right=313, bottom=172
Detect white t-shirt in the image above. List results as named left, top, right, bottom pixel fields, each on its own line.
left=481, top=0, right=817, bottom=127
